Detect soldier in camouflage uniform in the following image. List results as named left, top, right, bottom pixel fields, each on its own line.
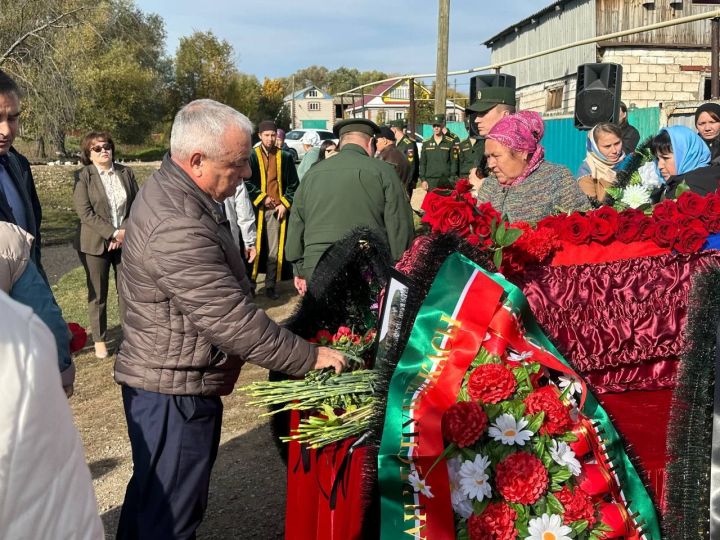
left=389, top=119, right=419, bottom=197
left=419, top=117, right=458, bottom=190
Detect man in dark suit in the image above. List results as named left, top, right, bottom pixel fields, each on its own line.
left=375, top=125, right=412, bottom=196
left=0, top=70, right=44, bottom=276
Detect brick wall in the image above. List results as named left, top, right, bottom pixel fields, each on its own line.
left=511, top=47, right=709, bottom=114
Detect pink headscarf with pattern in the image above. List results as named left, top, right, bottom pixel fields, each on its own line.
left=486, top=110, right=546, bottom=186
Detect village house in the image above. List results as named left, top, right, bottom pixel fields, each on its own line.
left=284, top=84, right=335, bottom=130
left=483, top=0, right=718, bottom=115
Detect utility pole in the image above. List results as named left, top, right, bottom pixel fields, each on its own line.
left=291, top=75, right=296, bottom=129
left=409, top=78, right=416, bottom=136
left=435, top=0, right=450, bottom=117
left=712, top=18, right=719, bottom=99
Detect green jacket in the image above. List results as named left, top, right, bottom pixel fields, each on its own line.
left=457, top=137, right=485, bottom=177
left=285, top=143, right=415, bottom=280
left=419, top=135, right=458, bottom=189
left=395, top=135, right=419, bottom=194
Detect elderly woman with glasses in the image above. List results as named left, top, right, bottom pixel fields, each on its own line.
left=73, top=131, right=139, bottom=358
left=476, top=111, right=590, bottom=223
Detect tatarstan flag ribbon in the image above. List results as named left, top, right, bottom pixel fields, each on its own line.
left=377, top=253, right=661, bottom=540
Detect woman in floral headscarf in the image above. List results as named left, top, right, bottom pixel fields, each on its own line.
left=651, top=125, right=720, bottom=198
left=475, top=111, right=590, bottom=223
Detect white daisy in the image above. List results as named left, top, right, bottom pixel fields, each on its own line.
left=447, top=458, right=474, bottom=518
left=458, top=454, right=493, bottom=501
left=526, top=513, right=573, bottom=540
left=508, top=350, right=534, bottom=362
left=549, top=440, right=582, bottom=476
left=489, top=413, right=534, bottom=446
left=557, top=375, right=582, bottom=397
left=621, top=184, right=651, bottom=209
left=407, top=470, right=433, bottom=498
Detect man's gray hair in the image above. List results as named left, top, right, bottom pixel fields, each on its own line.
left=171, top=99, right=254, bottom=160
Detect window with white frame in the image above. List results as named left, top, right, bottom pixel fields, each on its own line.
left=395, top=112, right=405, bottom=120
left=306, top=89, right=319, bottom=98
left=308, top=101, right=321, bottom=111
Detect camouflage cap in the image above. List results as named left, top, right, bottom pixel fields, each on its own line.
left=466, top=86, right=516, bottom=113
left=332, top=118, right=380, bottom=138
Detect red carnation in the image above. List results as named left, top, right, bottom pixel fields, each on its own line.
left=674, top=225, right=708, bottom=254
left=495, top=452, right=549, bottom=504
left=468, top=502, right=517, bottom=540
left=525, top=386, right=574, bottom=435
left=560, top=214, right=592, bottom=244
left=315, top=329, right=333, bottom=345
left=68, top=322, right=87, bottom=354
left=467, top=363, right=517, bottom=404
left=442, top=401, right=488, bottom=447
left=676, top=191, right=708, bottom=218
left=648, top=218, right=679, bottom=248
left=556, top=485, right=597, bottom=527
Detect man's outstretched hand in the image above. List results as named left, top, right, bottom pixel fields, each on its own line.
left=313, top=347, right=348, bottom=374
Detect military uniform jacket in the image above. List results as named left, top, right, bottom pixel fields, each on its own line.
left=458, top=137, right=486, bottom=177
left=419, top=135, right=458, bottom=189
left=395, top=135, right=419, bottom=195
left=285, top=144, right=415, bottom=280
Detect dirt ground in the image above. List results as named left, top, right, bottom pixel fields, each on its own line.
left=41, top=187, right=426, bottom=540
left=50, top=245, right=300, bottom=539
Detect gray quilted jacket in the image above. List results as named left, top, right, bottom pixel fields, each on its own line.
left=114, top=155, right=316, bottom=396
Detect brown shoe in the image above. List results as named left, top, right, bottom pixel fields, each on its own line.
left=94, top=341, right=109, bottom=359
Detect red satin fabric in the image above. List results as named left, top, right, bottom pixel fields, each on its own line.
left=518, top=250, right=720, bottom=389
left=551, top=239, right=670, bottom=267
left=285, top=412, right=367, bottom=540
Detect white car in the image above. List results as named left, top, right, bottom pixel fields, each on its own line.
left=285, top=129, right=338, bottom=161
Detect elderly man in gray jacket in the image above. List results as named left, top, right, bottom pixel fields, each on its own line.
left=114, top=99, right=345, bottom=539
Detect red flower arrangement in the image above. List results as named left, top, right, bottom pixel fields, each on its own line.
left=495, top=451, right=549, bottom=505
left=524, top=386, right=574, bottom=436
left=468, top=502, right=518, bottom=540
left=467, top=363, right=517, bottom=404
left=68, top=322, right=87, bottom=354
left=441, top=400, right=489, bottom=448
left=307, top=327, right=376, bottom=367
left=556, top=485, right=597, bottom=527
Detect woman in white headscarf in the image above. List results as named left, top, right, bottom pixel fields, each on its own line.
left=296, top=131, right=322, bottom=181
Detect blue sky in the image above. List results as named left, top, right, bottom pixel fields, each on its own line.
left=136, top=0, right=550, bottom=92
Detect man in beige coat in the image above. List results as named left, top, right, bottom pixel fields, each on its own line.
left=115, top=99, right=345, bottom=539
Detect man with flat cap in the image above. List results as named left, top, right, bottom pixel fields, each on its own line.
left=245, top=119, right=299, bottom=299
left=286, top=118, right=414, bottom=295
left=465, top=86, right=517, bottom=188
left=419, top=115, right=458, bottom=190
left=376, top=125, right=412, bottom=196
left=389, top=119, right=419, bottom=197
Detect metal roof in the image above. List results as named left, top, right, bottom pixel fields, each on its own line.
left=483, top=0, right=580, bottom=46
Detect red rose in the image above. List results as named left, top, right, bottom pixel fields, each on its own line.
left=68, top=322, right=87, bottom=354
left=434, top=199, right=476, bottom=236
left=676, top=191, right=708, bottom=218
left=537, top=214, right=565, bottom=231
left=705, top=193, right=720, bottom=221
left=593, top=206, right=620, bottom=229
left=649, top=218, right=679, bottom=248
left=454, top=178, right=472, bottom=195
left=467, top=363, right=517, bottom=404
left=474, top=219, right=492, bottom=239
left=495, top=452, right=549, bottom=504
left=707, top=217, right=720, bottom=234
left=560, top=214, right=592, bottom=244
left=420, top=192, right=446, bottom=228
left=476, top=202, right=501, bottom=225
left=465, top=233, right=481, bottom=246
left=442, top=401, right=488, bottom=447
left=556, top=485, right=597, bottom=527
left=524, top=386, right=574, bottom=435
left=675, top=215, right=708, bottom=233
left=468, top=502, right=517, bottom=540
left=589, top=214, right=615, bottom=244
left=674, top=226, right=708, bottom=254
left=615, top=209, right=649, bottom=243
left=653, top=199, right=679, bottom=221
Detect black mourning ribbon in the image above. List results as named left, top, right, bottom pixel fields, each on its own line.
left=711, top=322, right=720, bottom=538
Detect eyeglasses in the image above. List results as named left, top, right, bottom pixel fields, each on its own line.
left=91, top=143, right=112, bottom=153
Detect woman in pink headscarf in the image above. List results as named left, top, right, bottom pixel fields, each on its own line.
left=476, top=111, right=590, bottom=223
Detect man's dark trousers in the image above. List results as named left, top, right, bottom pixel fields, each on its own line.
left=116, top=386, right=223, bottom=539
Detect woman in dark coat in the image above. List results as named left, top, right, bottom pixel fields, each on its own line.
left=73, top=131, right=138, bottom=358
left=695, top=102, right=720, bottom=166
